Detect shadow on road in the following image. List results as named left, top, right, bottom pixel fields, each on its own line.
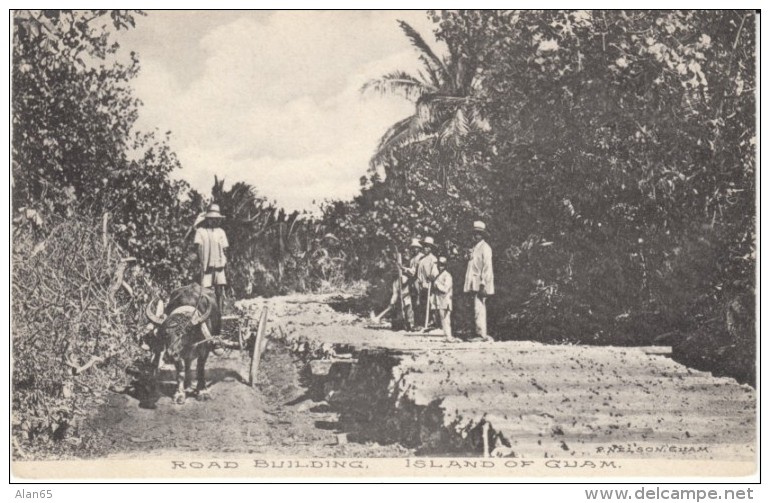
left=126, top=364, right=246, bottom=409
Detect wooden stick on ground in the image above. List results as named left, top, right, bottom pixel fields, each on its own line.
left=249, top=307, right=268, bottom=387
left=395, top=251, right=411, bottom=332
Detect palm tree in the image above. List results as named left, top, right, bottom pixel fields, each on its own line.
left=362, top=19, right=488, bottom=188
left=210, top=176, right=310, bottom=295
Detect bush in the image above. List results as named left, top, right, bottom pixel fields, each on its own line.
left=12, top=210, right=161, bottom=456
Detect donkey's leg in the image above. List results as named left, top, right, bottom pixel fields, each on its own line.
left=173, top=360, right=186, bottom=404
left=150, top=350, right=163, bottom=396
left=183, top=358, right=193, bottom=393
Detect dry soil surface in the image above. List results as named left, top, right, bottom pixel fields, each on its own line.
left=81, top=292, right=755, bottom=463
left=240, top=293, right=757, bottom=462
left=84, top=340, right=412, bottom=459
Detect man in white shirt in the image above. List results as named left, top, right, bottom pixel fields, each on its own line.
left=194, top=203, right=229, bottom=313
left=417, top=236, right=439, bottom=329
left=431, top=257, right=456, bottom=341
left=464, top=221, right=494, bottom=341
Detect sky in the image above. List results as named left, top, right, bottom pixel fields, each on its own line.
left=114, top=10, right=441, bottom=212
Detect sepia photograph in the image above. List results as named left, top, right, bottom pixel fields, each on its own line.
left=9, top=9, right=758, bottom=482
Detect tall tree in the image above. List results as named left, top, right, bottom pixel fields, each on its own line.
left=330, top=10, right=755, bottom=383
left=12, top=10, right=198, bottom=288
left=12, top=10, right=141, bottom=210
left=362, top=14, right=494, bottom=188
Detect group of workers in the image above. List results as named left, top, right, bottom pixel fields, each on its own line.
left=191, top=203, right=495, bottom=342
left=384, top=220, right=495, bottom=342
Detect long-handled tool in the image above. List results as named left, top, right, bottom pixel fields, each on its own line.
left=370, top=306, right=392, bottom=323
left=396, top=250, right=412, bottom=331
left=423, top=281, right=432, bottom=330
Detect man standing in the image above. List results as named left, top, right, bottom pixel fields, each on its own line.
left=404, top=238, right=424, bottom=327
left=194, top=203, right=229, bottom=313
left=431, top=257, right=456, bottom=342
left=464, top=221, right=494, bottom=341
left=389, top=259, right=414, bottom=331
left=417, top=236, right=438, bottom=329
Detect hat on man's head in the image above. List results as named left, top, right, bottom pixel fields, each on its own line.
left=437, top=256, right=447, bottom=265
left=409, top=238, right=422, bottom=249
left=422, top=236, right=436, bottom=248
left=205, top=204, right=224, bottom=219
left=473, top=221, right=488, bottom=234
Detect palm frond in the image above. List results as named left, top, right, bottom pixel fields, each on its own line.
left=374, top=116, right=416, bottom=153
left=398, top=20, right=450, bottom=85
left=361, top=71, right=431, bottom=102
left=415, top=94, right=463, bottom=126
left=468, top=107, right=491, bottom=132
left=370, top=115, right=437, bottom=168
left=417, top=54, right=444, bottom=89
left=416, top=68, right=440, bottom=90
left=371, top=134, right=437, bottom=169
left=438, top=108, right=470, bottom=148
left=420, top=94, right=470, bottom=105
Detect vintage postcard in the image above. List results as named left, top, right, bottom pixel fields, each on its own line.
left=10, top=9, right=758, bottom=482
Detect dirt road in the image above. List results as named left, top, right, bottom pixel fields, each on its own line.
left=80, top=292, right=755, bottom=463
left=84, top=341, right=411, bottom=459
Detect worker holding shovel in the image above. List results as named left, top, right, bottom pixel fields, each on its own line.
left=371, top=258, right=414, bottom=330
left=404, top=238, right=424, bottom=327
left=417, top=236, right=439, bottom=331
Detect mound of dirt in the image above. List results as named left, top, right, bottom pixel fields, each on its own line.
left=70, top=342, right=412, bottom=460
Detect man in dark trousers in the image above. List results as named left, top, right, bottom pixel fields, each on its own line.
left=403, top=238, right=424, bottom=328
left=417, top=236, right=438, bottom=330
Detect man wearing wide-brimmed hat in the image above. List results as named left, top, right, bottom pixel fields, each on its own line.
left=464, top=221, right=494, bottom=341
left=403, top=237, right=424, bottom=325
left=416, top=236, right=439, bottom=329
left=401, top=238, right=425, bottom=327
left=194, top=203, right=229, bottom=313
left=406, top=238, right=424, bottom=276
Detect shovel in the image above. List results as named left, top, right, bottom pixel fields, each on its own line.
left=370, top=306, right=392, bottom=323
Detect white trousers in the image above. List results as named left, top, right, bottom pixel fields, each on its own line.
left=438, top=309, right=452, bottom=338
left=474, top=295, right=487, bottom=337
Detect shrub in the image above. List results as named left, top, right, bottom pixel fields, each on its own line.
left=12, top=211, right=161, bottom=456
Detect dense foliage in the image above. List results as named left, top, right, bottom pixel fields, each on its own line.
left=11, top=11, right=337, bottom=454
left=12, top=10, right=199, bottom=288
left=12, top=213, right=158, bottom=455
left=211, top=177, right=348, bottom=297
left=323, top=10, right=756, bottom=383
